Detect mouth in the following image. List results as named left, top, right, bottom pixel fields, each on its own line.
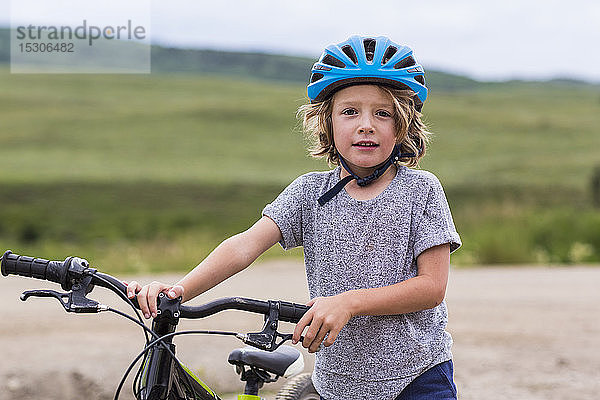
left=352, top=141, right=379, bottom=148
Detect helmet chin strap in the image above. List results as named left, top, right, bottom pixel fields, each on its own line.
left=318, top=143, right=418, bottom=206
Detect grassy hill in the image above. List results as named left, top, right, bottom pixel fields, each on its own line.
left=0, top=28, right=8, bottom=63
left=1, top=27, right=483, bottom=91
left=1, top=27, right=600, bottom=270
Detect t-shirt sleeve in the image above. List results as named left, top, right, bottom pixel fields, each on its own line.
left=413, top=175, right=461, bottom=258
left=262, top=175, right=305, bottom=250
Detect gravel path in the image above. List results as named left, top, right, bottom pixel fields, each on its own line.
left=1, top=261, right=598, bottom=399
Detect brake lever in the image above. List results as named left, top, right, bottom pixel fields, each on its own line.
left=238, top=331, right=322, bottom=352
left=20, top=274, right=105, bottom=313
left=272, top=332, right=295, bottom=350
left=276, top=333, right=323, bottom=352
left=237, top=300, right=322, bottom=352
left=238, top=300, right=281, bottom=350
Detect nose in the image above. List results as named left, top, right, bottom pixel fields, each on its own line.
left=358, top=114, right=374, bottom=134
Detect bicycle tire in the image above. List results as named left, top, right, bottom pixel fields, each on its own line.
left=275, top=373, right=319, bottom=400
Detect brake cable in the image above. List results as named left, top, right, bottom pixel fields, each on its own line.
left=91, top=273, right=151, bottom=345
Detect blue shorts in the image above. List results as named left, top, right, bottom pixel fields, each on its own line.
left=319, top=360, right=457, bottom=400
left=395, top=360, right=457, bottom=400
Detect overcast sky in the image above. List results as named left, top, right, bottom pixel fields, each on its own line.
left=2, top=0, right=599, bottom=82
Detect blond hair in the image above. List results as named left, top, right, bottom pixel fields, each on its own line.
left=297, top=85, right=430, bottom=168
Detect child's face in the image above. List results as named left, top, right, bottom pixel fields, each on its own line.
left=331, top=84, right=397, bottom=176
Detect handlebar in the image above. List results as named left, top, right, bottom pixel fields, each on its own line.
left=1, top=250, right=309, bottom=323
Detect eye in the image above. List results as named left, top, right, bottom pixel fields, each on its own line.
left=376, top=109, right=392, bottom=117
left=341, top=108, right=358, bottom=115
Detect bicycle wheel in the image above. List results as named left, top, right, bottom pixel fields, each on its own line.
left=275, top=373, right=319, bottom=400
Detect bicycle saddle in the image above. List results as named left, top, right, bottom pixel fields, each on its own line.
left=228, top=345, right=304, bottom=378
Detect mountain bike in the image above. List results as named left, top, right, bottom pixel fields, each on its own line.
left=1, top=250, right=319, bottom=400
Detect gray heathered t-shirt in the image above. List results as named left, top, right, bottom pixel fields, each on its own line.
left=262, top=165, right=461, bottom=400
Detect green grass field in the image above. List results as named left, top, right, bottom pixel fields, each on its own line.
left=1, top=67, right=599, bottom=271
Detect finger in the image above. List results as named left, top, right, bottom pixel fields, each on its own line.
left=292, top=319, right=308, bottom=344
left=302, top=317, right=323, bottom=349
left=309, top=327, right=329, bottom=353
left=127, top=281, right=141, bottom=299
left=293, top=311, right=313, bottom=344
left=137, top=285, right=151, bottom=319
left=147, top=283, right=162, bottom=317
left=293, top=301, right=317, bottom=343
left=167, top=284, right=184, bottom=299
left=324, top=328, right=340, bottom=347
left=303, top=324, right=323, bottom=351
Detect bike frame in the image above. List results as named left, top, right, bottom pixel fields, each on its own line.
left=137, top=316, right=222, bottom=400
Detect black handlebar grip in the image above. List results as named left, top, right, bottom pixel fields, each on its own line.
left=1, top=251, right=68, bottom=289
left=278, top=300, right=310, bottom=323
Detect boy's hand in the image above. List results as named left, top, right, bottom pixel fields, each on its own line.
left=126, top=281, right=184, bottom=319
left=292, top=292, right=354, bottom=353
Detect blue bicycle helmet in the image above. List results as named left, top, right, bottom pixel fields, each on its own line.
left=307, top=35, right=427, bottom=111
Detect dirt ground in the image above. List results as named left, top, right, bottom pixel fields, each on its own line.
left=1, top=260, right=599, bottom=400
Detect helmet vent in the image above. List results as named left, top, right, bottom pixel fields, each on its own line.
left=321, top=54, right=346, bottom=68
left=310, top=72, right=324, bottom=83
left=414, top=75, right=425, bottom=85
left=393, top=56, right=416, bottom=70
left=341, top=45, right=358, bottom=64
left=382, top=46, right=397, bottom=65
left=363, top=39, right=376, bottom=62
